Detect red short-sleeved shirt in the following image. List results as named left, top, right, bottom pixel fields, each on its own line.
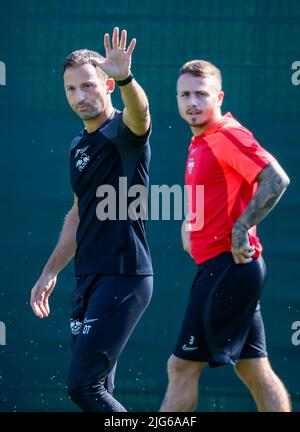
left=185, top=112, right=276, bottom=264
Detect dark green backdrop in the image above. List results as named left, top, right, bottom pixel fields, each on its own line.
left=0, top=0, right=299, bottom=412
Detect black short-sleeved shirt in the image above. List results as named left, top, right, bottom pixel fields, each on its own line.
left=69, top=109, right=153, bottom=276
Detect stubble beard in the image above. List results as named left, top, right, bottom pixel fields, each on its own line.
left=77, top=108, right=102, bottom=121
left=188, top=118, right=210, bottom=128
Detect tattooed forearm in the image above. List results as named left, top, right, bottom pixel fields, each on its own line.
left=231, top=227, right=250, bottom=249
left=233, top=162, right=290, bottom=239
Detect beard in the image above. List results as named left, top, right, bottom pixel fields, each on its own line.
left=187, top=116, right=210, bottom=128
left=79, top=112, right=100, bottom=120
left=76, top=108, right=101, bottom=121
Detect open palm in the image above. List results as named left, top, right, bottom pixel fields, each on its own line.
left=94, top=27, right=136, bottom=81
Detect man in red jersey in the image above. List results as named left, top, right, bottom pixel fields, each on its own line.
left=160, top=60, right=291, bottom=412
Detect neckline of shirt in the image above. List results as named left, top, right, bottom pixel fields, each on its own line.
left=192, top=112, right=233, bottom=143
left=83, top=108, right=118, bottom=137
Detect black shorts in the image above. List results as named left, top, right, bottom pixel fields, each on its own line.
left=174, top=252, right=268, bottom=367
left=69, top=274, right=153, bottom=391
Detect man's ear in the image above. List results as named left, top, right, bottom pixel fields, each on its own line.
left=106, top=78, right=115, bottom=94
left=218, top=90, right=224, bottom=107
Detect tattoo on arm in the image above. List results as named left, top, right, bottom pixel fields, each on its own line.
left=231, top=226, right=249, bottom=249
left=233, top=162, right=290, bottom=240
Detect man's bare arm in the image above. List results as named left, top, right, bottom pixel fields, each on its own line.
left=42, top=196, right=79, bottom=276
left=121, top=80, right=150, bottom=136
left=231, top=161, right=290, bottom=264
left=30, top=195, right=79, bottom=318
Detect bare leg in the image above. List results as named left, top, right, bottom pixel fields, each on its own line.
left=234, top=357, right=291, bottom=412
left=160, top=355, right=206, bottom=412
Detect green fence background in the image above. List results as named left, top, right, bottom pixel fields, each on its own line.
left=0, top=0, right=299, bottom=411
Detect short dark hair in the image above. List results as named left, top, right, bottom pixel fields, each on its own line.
left=178, top=60, right=222, bottom=88
left=63, top=49, right=107, bottom=79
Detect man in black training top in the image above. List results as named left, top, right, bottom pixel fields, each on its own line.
left=30, top=27, right=153, bottom=412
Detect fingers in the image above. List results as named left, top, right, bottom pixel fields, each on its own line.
left=43, top=280, right=55, bottom=315
left=232, top=253, right=253, bottom=264
left=104, top=33, right=112, bottom=53
left=31, top=295, right=49, bottom=318
left=32, top=302, right=44, bottom=319
left=43, top=297, right=50, bottom=316
left=38, top=292, right=49, bottom=317
left=31, top=295, right=47, bottom=319
left=31, top=286, right=42, bottom=318
left=112, top=26, right=119, bottom=49
left=30, top=277, right=56, bottom=318
left=120, top=29, right=127, bottom=50
left=127, top=38, right=136, bottom=55
left=31, top=297, right=42, bottom=317
left=104, top=27, right=135, bottom=54
left=232, top=246, right=255, bottom=264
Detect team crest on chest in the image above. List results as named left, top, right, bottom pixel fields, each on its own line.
left=75, top=146, right=90, bottom=172
left=187, top=157, right=195, bottom=174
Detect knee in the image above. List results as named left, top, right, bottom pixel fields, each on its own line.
left=166, top=355, right=204, bottom=382
left=67, top=351, right=110, bottom=403
left=234, top=358, right=270, bottom=388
